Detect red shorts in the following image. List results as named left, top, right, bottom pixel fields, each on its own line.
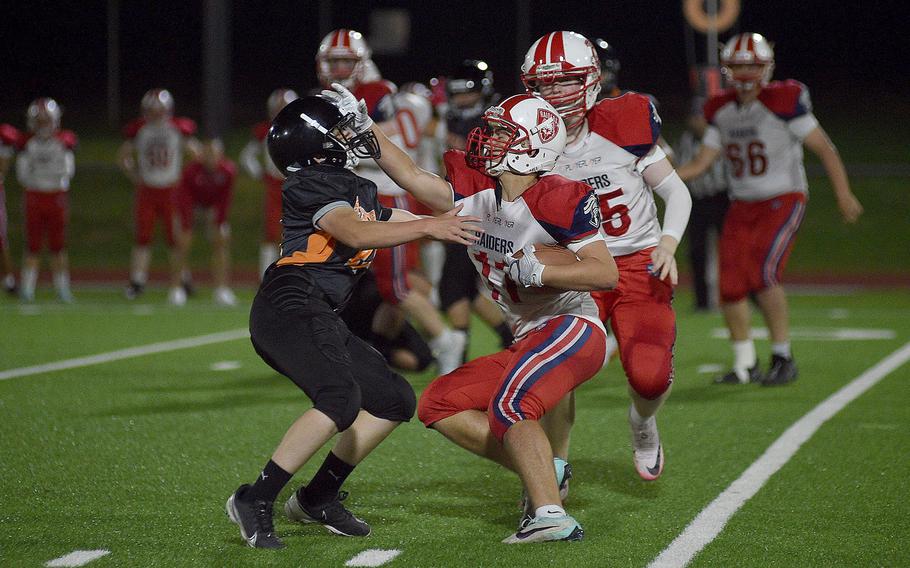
left=263, top=175, right=283, bottom=242
left=591, top=247, right=676, bottom=400
left=0, top=184, right=8, bottom=250
left=135, top=185, right=177, bottom=247
left=418, top=315, right=606, bottom=441
left=719, top=192, right=806, bottom=303
left=371, top=194, right=419, bottom=304
left=175, top=186, right=232, bottom=231
left=24, top=190, right=69, bottom=254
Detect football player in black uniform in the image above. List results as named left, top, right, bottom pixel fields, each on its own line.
left=226, top=94, right=481, bottom=549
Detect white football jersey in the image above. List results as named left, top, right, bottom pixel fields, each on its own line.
left=548, top=94, right=665, bottom=257
left=124, top=117, right=196, bottom=188
left=702, top=80, right=819, bottom=201
left=445, top=151, right=606, bottom=339
left=239, top=121, right=284, bottom=181
left=15, top=132, right=76, bottom=191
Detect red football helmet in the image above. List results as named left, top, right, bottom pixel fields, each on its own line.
left=521, top=31, right=601, bottom=130
left=466, top=94, right=566, bottom=177
left=27, top=98, right=62, bottom=135
left=316, top=29, right=373, bottom=89
left=721, top=33, right=775, bottom=91
left=267, top=88, right=299, bottom=119
left=141, top=88, right=175, bottom=120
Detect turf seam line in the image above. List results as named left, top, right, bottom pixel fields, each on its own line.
left=648, top=340, right=910, bottom=568
left=0, top=328, right=250, bottom=381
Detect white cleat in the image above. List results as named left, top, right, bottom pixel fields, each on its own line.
left=213, top=286, right=237, bottom=307
left=431, top=329, right=467, bottom=376
left=502, top=514, right=584, bottom=544
left=629, top=406, right=664, bottom=481
left=168, top=285, right=187, bottom=307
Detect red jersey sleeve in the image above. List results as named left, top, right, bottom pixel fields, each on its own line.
left=587, top=93, right=661, bottom=158
left=221, top=159, right=238, bottom=183
left=523, top=176, right=602, bottom=245
left=0, top=124, right=21, bottom=147
left=171, top=117, right=197, bottom=136
left=703, top=89, right=738, bottom=125
left=122, top=118, right=146, bottom=139
left=56, top=130, right=78, bottom=149
left=759, top=79, right=812, bottom=121
left=443, top=150, right=494, bottom=200
left=354, top=81, right=396, bottom=122
left=252, top=121, right=270, bottom=141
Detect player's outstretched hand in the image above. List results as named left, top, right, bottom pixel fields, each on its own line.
left=427, top=204, right=482, bottom=245
left=505, top=245, right=545, bottom=288
left=649, top=244, right=678, bottom=285
left=320, top=83, right=373, bottom=134
left=837, top=193, right=863, bottom=224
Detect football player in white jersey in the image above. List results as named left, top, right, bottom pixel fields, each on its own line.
left=325, top=82, right=619, bottom=543
left=677, top=33, right=863, bottom=386
left=522, top=31, right=692, bottom=482
left=118, top=89, right=201, bottom=306
left=15, top=99, right=77, bottom=303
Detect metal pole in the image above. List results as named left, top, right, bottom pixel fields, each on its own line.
left=706, top=0, right=719, bottom=67
left=107, top=0, right=120, bottom=127
left=202, top=0, right=231, bottom=139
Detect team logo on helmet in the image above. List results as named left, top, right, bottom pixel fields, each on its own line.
left=533, top=108, right=559, bottom=143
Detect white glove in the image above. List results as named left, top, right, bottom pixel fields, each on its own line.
left=320, top=82, right=373, bottom=134
left=505, top=245, right=545, bottom=288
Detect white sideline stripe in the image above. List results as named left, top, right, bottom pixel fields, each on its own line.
left=345, top=549, right=402, bottom=567
left=648, top=341, right=910, bottom=568
left=0, top=328, right=250, bottom=382
left=46, top=549, right=110, bottom=567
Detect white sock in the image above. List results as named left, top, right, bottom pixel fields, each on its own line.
left=130, top=269, right=147, bottom=285
left=3, top=273, right=15, bottom=289
left=53, top=270, right=70, bottom=293
left=732, top=339, right=757, bottom=371
left=21, top=266, right=37, bottom=300
left=535, top=505, right=566, bottom=519
left=259, top=243, right=278, bottom=277
left=629, top=404, right=651, bottom=427
left=771, top=342, right=791, bottom=359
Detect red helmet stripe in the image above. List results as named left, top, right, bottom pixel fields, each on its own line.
left=746, top=34, right=755, bottom=53
left=331, top=30, right=343, bottom=48
left=499, top=95, right=524, bottom=114
left=551, top=31, right=566, bottom=64
left=734, top=33, right=745, bottom=53
left=534, top=33, right=553, bottom=66
left=341, top=30, right=351, bottom=48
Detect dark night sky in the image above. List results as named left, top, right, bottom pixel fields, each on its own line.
left=3, top=1, right=909, bottom=131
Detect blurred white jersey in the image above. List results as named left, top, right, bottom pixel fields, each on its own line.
left=123, top=117, right=196, bottom=188
left=702, top=80, right=819, bottom=201
left=240, top=121, right=284, bottom=181
left=549, top=93, right=665, bottom=257
left=444, top=151, right=607, bottom=339
left=15, top=132, right=77, bottom=191
left=358, top=91, right=433, bottom=197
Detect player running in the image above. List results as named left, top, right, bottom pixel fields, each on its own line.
left=676, top=33, right=863, bottom=386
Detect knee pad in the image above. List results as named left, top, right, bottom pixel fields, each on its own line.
left=365, top=372, right=416, bottom=423
left=313, top=382, right=362, bottom=431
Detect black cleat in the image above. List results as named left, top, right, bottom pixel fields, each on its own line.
left=285, top=490, right=371, bottom=536
left=762, top=355, right=798, bottom=386
left=182, top=279, right=196, bottom=297
left=225, top=484, right=285, bottom=549
left=124, top=281, right=145, bottom=300
left=714, top=365, right=762, bottom=385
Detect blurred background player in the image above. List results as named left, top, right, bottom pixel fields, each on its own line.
left=0, top=123, right=20, bottom=294
left=15, top=98, right=77, bottom=303
left=240, top=88, right=298, bottom=277
left=674, top=96, right=729, bottom=311
left=317, top=28, right=467, bottom=375
left=677, top=33, right=863, bottom=386
left=175, top=138, right=237, bottom=306
left=523, top=31, right=692, bottom=482
left=438, top=59, right=514, bottom=363
left=118, top=88, right=200, bottom=306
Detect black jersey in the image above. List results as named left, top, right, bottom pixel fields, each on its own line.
left=276, top=164, right=392, bottom=310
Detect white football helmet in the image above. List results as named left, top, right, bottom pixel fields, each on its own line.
left=141, top=88, right=174, bottom=120
left=521, top=31, right=601, bottom=130
left=316, top=29, right=373, bottom=89
left=27, top=98, right=62, bottom=135
left=267, top=88, right=299, bottom=119
left=466, top=94, right=566, bottom=177
left=721, top=33, right=775, bottom=91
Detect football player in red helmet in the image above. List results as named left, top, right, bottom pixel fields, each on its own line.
left=677, top=32, right=863, bottom=387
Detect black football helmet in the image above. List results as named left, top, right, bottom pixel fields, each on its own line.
left=593, top=38, right=621, bottom=95
left=267, top=95, right=380, bottom=173
left=445, top=59, right=497, bottom=138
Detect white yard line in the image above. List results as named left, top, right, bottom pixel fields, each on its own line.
left=46, top=550, right=110, bottom=567
left=648, top=341, right=910, bottom=568
left=345, top=549, right=402, bottom=567
left=0, top=328, right=249, bottom=382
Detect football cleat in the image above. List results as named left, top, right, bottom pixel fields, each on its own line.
left=124, top=281, right=145, bottom=300
left=629, top=407, right=664, bottom=481
left=518, top=457, right=573, bottom=527
left=213, top=286, right=238, bottom=307
left=167, top=285, right=187, bottom=307
left=714, top=365, right=762, bottom=385
left=502, top=514, right=584, bottom=544
left=225, top=484, right=285, bottom=549
left=431, top=329, right=467, bottom=376
left=762, top=354, right=798, bottom=386
left=285, top=490, right=371, bottom=537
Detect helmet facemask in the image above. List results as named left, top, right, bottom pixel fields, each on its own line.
left=328, top=113, right=381, bottom=160
left=723, top=62, right=774, bottom=92
left=523, top=68, right=600, bottom=130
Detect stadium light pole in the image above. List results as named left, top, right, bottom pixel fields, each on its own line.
left=202, top=0, right=231, bottom=140
left=107, top=0, right=120, bottom=127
